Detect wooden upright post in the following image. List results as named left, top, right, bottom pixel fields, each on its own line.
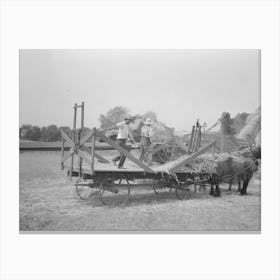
left=79, top=102, right=85, bottom=175
left=71, top=103, right=77, bottom=177
left=197, top=125, right=202, bottom=150
left=188, top=125, right=195, bottom=154
left=81, top=102, right=84, bottom=131
left=191, top=127, right=198, bottom=152
left=91, top=127, right=96, bottom=175
left=61, top=137, right=65, bottom=170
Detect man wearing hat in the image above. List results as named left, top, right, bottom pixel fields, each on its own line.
left=139, top=118, right=154, bottom=164
left=112, top=116, right=133, bottom=168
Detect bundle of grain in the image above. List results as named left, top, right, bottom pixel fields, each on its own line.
left=185, top=154, right=218, bottom=173
left=237, top=107, right=261, bottom=144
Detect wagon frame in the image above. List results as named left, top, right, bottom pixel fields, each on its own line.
left=60, top=103, right=217, bottom=205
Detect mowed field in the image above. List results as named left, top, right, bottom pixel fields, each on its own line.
left=19, top=151, right=261, bottom=232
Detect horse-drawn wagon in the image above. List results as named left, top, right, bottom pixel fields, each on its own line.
left=60, top=103, right=261, bottom=206
left=60, top=103, right=220, bottom=206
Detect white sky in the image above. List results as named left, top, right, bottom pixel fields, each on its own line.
left=19, top=49, right=260, bottom=131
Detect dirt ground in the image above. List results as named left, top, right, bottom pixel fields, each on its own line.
left=19, top=151, right=261, bottom=232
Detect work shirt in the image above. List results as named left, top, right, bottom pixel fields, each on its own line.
left=141, top=125, right=153, bottom=138
left=116, top=121, right=129, bottom=140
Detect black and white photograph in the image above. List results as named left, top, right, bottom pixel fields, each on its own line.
left=19, top=49, right=261, bottom=232
left=1, top=1, right=280, bottom=279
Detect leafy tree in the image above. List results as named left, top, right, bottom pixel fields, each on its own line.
left=40, top=126, right=48, bottom=141
left=59, top=126, right=71, bottom=137
left=30, top=126, right=42, bottom=141
left=46, top=125, right=60, bottom=141
left=99, top=106, right=130, bottom=129
left=20, top=124, right=32, bottom=139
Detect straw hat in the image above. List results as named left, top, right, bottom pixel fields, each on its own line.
left=144, top=118, right=153, bottom=125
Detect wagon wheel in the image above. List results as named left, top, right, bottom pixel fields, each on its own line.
left=75, top=179, right=99, bottom=200
left=99, top=174, right=131, bottom=206
left=175, top=182, right=190, bottom=200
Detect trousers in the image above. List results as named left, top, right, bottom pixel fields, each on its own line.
left=139, top=136, right=152, bottom=163
left=112, top=139, right=128, bottom=168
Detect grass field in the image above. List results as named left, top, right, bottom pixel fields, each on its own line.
left=19, top=151, right=261, bottom=232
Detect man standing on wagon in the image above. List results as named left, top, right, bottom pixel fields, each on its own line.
left=139, top=118, right=154, bottom=164
left=112, top=116, right=133, bottom=169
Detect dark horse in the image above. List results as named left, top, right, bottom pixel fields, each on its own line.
left=209, top=145, right=261, bottom=197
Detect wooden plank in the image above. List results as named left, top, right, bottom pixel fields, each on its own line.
left=61, top=137, right=65, bottom=169
left=79, top=103, right=85, bottom=175
left=95, top=130, right=154, bottom=173
left=198, top=126, right=202, bottom=149
left=61, top=130, right=75, bottom=147
left=79, top=145, right=109, bottom=163
left=168, top=141, right=216, bottom=172
left=188, top=126, right=195, bottom=153
left=61, top=128, right=109, bottom=165
left=61, top=149, right=74, bottom=163
left=91, top=128, right=96, bottom=173
left=72, top=103, right=77, bottom=176
left=77, top=149, right=93, bottom=167
left=79, top=130, right=94, bottom=147
left=99, top=125, right=118, bottom=133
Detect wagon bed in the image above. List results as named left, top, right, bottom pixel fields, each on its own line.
left=61, top=103, right=217, bottom=205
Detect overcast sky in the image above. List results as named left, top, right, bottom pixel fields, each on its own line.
left=20, top=49, right=260, bottom=131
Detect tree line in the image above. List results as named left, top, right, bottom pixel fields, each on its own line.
left=19, top=106, right=133, bottom=142
left=19, top=106, right=249, bottom=142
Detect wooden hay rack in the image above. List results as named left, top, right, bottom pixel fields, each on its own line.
left=60, top=103, right=217, bottom=206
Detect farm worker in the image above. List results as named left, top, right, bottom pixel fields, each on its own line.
left=139, top=118, right=154, bottom=164
left=112, top=116, right=133, bottom=168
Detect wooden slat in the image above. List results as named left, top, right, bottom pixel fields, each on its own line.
left=188, top=126, right=195, bottom=153
left=61, top=149, right=74, bottom=163
left=95, top=130, right=154, bottom=173
left=71, top=104, right=77, bottom=176
left=61, top=130, right=75, bottom=147
left=77, top=150, right=93, bottom=166
left=79, top=145, right=109, bottom=163
left=99, top=125, right=118, bottom=133
left=61, top=129, right=75, bottom=165
left=91, top=128, right=96, bottom=173
left=79, top=130, right=94, bottom=147
left=168, top=141, right=216, bottom=172
left=61, top=138, right=65, bottom=170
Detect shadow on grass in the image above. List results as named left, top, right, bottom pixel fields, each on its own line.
left=78, top=183, right=258, bottom=208
left=82, top=187, right=219, bottom=208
